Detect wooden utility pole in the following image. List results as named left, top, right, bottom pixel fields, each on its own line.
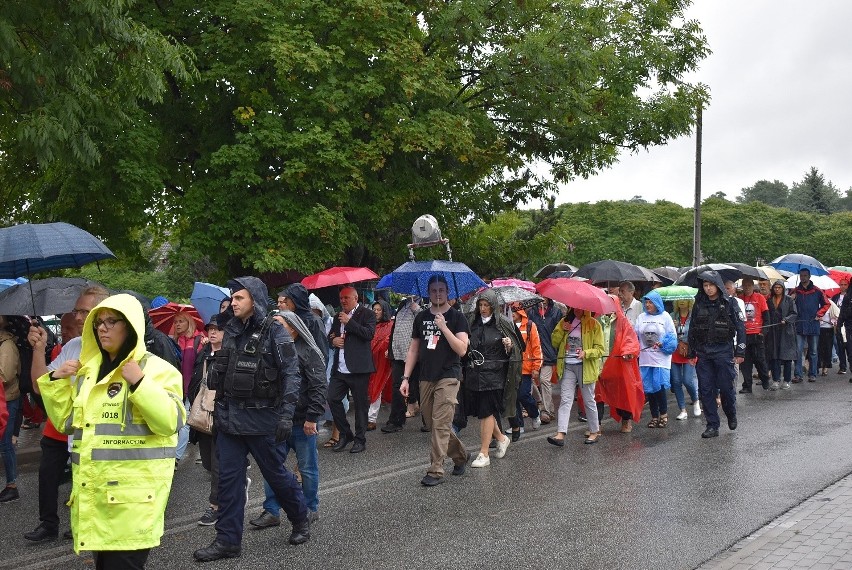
left=692, top=105, right=703, bottom=267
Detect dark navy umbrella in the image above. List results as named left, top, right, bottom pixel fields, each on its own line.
left=388, top=260, right=486, bottom=299
left=675, top=264, right=742, bottom=287
left=769, top=253, right=829, bottom=276
left=0, top=222, right=115, bottom=278
left=574, top=259, right=660, bottom=285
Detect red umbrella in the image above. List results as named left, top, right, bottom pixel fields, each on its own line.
left=828, top=269, right=851, bottom=288
left=149, top=302, right=205, bottom=335
left=536, top=278, right=617, bottom=315
left=301, top=266, right=379, bottom=289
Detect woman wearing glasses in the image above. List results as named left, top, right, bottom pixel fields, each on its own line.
left=38, top=294, right=184, bottom=570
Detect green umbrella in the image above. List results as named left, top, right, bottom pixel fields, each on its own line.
left=830, top=265, right=852, bottom=273
left=654, top=285, right=698, bottom=301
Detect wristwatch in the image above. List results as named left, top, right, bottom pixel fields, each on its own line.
left=402, top=376, right=410, bottom=381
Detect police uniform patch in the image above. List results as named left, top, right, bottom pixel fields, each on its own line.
left=107, top=382, right=123, bottom=398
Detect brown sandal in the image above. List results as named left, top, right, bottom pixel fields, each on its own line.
left=647, top=417, right=660, bottom=428
left=322, top=438, right=339, bottom=448
left=658, top=414, right=668, bottom=428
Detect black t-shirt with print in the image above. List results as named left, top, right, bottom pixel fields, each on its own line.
left=411, top=307, right=470, bottom=382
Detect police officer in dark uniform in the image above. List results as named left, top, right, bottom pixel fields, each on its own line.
left=194, top=277, right=310, bottom=562
left=688, top=270, right=746, bottom=439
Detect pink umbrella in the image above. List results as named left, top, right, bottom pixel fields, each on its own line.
left=491, top=278, right=537, bottom=292
left=536, top=278, right=617, bottom=315
left=301, top=266, right=378, bottom=289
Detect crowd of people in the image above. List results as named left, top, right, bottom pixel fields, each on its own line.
left=0, top=264, right=849, bottom=567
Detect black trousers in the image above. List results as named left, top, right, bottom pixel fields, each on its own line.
left=94, top=549, right=150, bottom=570
left=387, top=360, right=420, bottom=427
left=197, top=431, right=219, bottom=506
left=328, top=371, right=370, bottom=445
left=836, top=328, right=849, bottom=371
left=740, top=334, right=770, bottom=390
left=38, top=436, right=70, bottom=533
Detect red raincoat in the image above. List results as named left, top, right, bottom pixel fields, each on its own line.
left=597, top=295, right=645, bottom=422
left=367, top=320, right=393, bottom=403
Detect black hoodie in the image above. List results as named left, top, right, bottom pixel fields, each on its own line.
left=216, top=276, right=302, bottom=435
left=281, top=283, right=330, bottom=364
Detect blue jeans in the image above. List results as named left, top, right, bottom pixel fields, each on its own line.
left=263, top=427, right=319, bottom=514
left=769, top=359, right=792, bottom=383
left=670, top=362, right=698, bottom=410
left=795, top=334, right=818, bottom=379
left=176, top=398, right=190, bottom=460
left=0, top=397, right=20, bottom=484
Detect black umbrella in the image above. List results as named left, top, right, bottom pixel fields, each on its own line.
left=574, top=259, right=660, bottom=285
left=675, top=264, right=742, bottom=287
left=651, top=266, right=683, bottom=286
left=0, top=277, right=105, bottom=315
left=722, top=263, right=767, bottom=281
left=533, top=263, right=578, bottom=280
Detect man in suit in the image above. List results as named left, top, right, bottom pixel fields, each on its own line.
left=327, top=287, right=375, bottom=453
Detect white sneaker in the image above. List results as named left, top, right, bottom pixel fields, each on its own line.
left=470, top=453, right=491, bottom=468
left=493, top=436, right=510, bottom=459
left=781, top=382, right=791, bottom=390
left=531, top=416, right=542, bottom=430
left=692, top=401, right=702, bottom=417
left=676, top=410, right=688, bottom=421
left=503, top=427, right=524, bottom=434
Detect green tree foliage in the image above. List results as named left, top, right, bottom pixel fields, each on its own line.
left=736, top=179, right=789, bottom=208
left=454, top=198, right=852, bottom=279
left=2, top=0, right=711, bottom=275
left=787, top=167, right=839, bottom=214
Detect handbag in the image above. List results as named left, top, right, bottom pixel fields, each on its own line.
left=187, top=360, right=216, bottom=434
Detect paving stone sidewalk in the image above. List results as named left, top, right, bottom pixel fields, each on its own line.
left=699, top=472, right=852, bottom=569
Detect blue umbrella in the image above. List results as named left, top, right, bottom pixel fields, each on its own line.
left=388, top=260, right=486, bottom=299
left=0, top=277, right=28, bottom=292
left=190, top=282, right=230, bottom=324
left=375, top=273, right=393, bottom=289
left=0, top=222, right=115, bottom=278
left=769, top=253, right=829, bottom=276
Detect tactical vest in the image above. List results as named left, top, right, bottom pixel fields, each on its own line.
left=691, top=298, right=735, bottom=345
left=209, top=314, right=280, bottom=402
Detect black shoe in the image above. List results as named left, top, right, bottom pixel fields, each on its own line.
left=194, top=540, right=242, bottom=562
left=197, top=506, right=219, bottom=526
left=349, top=441, right=366, bottom=454
left=420, top=474, right=445, bottom=486
left=738, top=388, right=752, bottom=394
left=288, top=518, right=311, bottom=545
left=63, top=530, right=73, bottom=540
left=546, top=436, right=565, bottom=447
left=578, top=414, right=587, bottom=423
left=380, top=423, right=403, bottom=433
left=452, top=452, right=469, bottom=476
left=0, top=486, right=19, bottom=503
left=701, top=427, right=719, bottom=438
left=331, top=434, right=354, bottom=452
left=488, top=438, right=497, bottom=449
left=24, top=525, right=58, bottom=542
left=420, top=425, right=430, bottom=432
left=249, top=510, right=281, bottom=528
left=511, top=429, right=521, bottom=442
left=728, top=416, right=738, bottom=431
left=807, top=377, right=816, bottom=383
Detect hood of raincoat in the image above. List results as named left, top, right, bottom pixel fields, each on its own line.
left=80, top=293, right=145, bottom=367
left=476, top=289, right=501, bottom=317
left=277, top=310, right=324, bottom=362
left=372, top=299, right=392, bottom=323
left=280, top=283, right=313, bottom=318
left=227, top=276, right=270, bottom=325
left=309, top=293, right=330, bottom=319
left=695, top=270, right=729, bottom=303
left=641, top=290, right=666, bottom=315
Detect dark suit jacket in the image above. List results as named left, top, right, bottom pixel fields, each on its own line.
left=330, top=305, right=376, bottom=374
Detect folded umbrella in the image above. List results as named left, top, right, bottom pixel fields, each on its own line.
left=301, top=267, right=378, bottom=290
left=190, top=282, right=230, bottom=324
left=770, top=253, right=828, bottom=276
left=536, top=278, right=617, bottom=315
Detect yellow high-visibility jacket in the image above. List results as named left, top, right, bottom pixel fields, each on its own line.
left=38, top=294, right=185, bottom=553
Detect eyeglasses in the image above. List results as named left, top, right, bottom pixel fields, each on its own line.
left=71, top=308, right=91, bottom=318
left=93, top=317, right=125, bottom=330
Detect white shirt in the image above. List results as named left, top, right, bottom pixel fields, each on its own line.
left=337, top=307, right=357, bottom=374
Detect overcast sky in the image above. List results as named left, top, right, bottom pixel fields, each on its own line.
left=555, top=0, right=852, bottom=208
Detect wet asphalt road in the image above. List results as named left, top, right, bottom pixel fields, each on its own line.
left=2, top=371, right=852, bottom=570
